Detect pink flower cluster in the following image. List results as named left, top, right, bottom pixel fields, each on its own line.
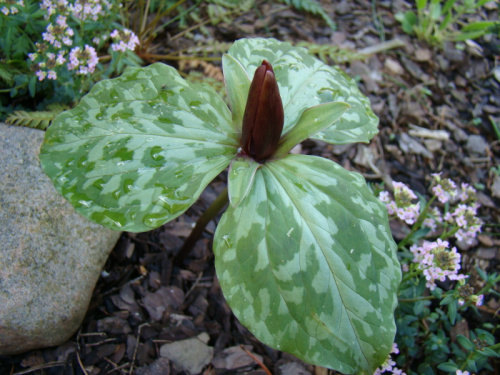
left=444, top=203, right=482, bottom=244
left=373, top=343, right=406, bottom=375
left=42, top=15, right=74, bottom=48
left=29, top=50, right=66, bottom=81
left=379, top=182, right=420, bottom=225
left=29, top=0, right=140, bottom=81
left=410, top=239, right=467, bottom=290
left=110, top=28, right=140, bottom=52
left=430, top=175, right=483, bottom=244
left=379, top=176, right=483, bottom=245
left=69, top=0, right=112, bottom=21
left=1, top=0, right=24, bottom=15
left=67, top=45, right=98, bottom=74
left=431, top=174, right=457, bottom=204
left=40, top=0, right=111, bottom=20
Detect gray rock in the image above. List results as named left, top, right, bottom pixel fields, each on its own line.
left=465, top=135, right=489, bottom=156
left=491, top=174, right=500, bottom=198
left=135, top=358, right=171, bottom=375
left=278, top=362, right=312, bottom=375
left=0, top=123, right=121, bottom=355
left=160, top=332, right=213, bottom=374
left=212, top=345, right=263, bottom=370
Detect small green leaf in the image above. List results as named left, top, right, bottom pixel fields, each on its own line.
left=454, top=30, right=488, bottom=41
left=274, top=101, right=350, bottom=158
left=40, top=63, right=238, bottom=232
left=228, top=157, right=260, bottom=207
left=222, top=53, right=251, bottom=132
left=442, top=0, right=458, bottom=15
left=416, top=0, right=428, bottom=11
left=437, top=362, right=459, bottom=372
left=457, top=335, right=476, bottom=351
left=226, top=38, right=379, bottom=145
left=480, top=347, right=500, bottom=358
left=461, top=20, right=497, bottom=32
left=397, top=11, right=418, bottom=34
left=429, top=0, right=442, bottom=20
left=214, top=154, right=401, bottom=374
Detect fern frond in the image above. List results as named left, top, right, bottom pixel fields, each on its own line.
left=186, top=40, right=233, bottom=58
left=278, top=0, right=336, bottom=30
left=6, top=106, right=68, bottom=130
left=296, top=41, right=367, bottom=64
left=0, top=63, right=15, bottom=86
left=207, top=0, right=254, bottom=25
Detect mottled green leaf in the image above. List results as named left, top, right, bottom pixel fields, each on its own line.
left=274, top=101, right=350, bottom=159
left=214, top=154, right=401, bottom=374
left=222, top=53, right=251, bottom=132
left=228, top=157, right=260, bottom=208
left=40, top=63, right=239, bottom=232
left=226, top=38, right=379, bottom=145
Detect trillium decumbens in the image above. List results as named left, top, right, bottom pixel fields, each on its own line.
left=40, top=38, right=401, bottom=374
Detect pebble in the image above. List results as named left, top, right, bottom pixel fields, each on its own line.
left=465, top=135, right=489, bottom=156
left=160, top=332, right=213, bottom=374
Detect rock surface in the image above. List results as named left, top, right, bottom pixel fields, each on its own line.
left=0, top=123, right=121, bottom=355
left=159, top=332, right=214, bottom=374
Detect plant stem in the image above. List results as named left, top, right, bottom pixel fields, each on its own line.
left=399, top=295, right=436, bottom=303
left=173, top=187, right=229, bottom=266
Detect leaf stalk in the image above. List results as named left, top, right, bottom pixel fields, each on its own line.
left=174, top=187, right=229, bottom=266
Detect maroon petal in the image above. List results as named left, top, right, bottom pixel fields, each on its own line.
left=241, top=60, right=284, bottom=162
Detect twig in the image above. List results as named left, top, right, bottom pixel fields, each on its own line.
left=76, top=350, right=89, bottom=375
left=106, top=362, right=133, bottom=373
left=184, top=271, right=204, bottom=300
left=85, top=337, right=118, bottom=347
left=12, top=362, right=65, bottom=375
left=239, top=345, right=273, bottom=375
left=75, top=328, right=89, bottom=375
left=129, top=323, right=149, bottom=375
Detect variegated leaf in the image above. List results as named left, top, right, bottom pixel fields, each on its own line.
left=226, top=38, right=379, bottom=144
left=222, top=54, right=251, bottom=132
left=214, top=154, right=401, bottom=374
left=228, top=157, right=260, bottom=208
left=274, top=101, right=350, bottom=159
left=40, top=63, right=239, bottom=232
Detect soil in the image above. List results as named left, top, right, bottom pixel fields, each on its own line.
left=1, top=0, right=499, bottom=374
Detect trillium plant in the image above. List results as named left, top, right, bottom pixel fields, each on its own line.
left=40, top=38, right=401, bottom=374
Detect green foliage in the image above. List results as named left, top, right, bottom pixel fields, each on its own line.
left=0, top=0, right=143, bottom=121
left=396, top=276, right=499, bottom=374
left=5, top=104, right=68, bottom=130
left=277, top=0, right=336, bottom=30
left=395, top=0, right=500, bottom=46
left=206, top=0, right=254, bottom=24
left=40, top=38, right=399, bottom=374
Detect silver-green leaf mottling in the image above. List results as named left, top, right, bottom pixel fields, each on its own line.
left=214, top=154, right=401, bottom=374
left=40, top=63, right=239, bottom=232
left=228, top=157, right=260, bottom=208
left=226, top=38, right=379, bottom=144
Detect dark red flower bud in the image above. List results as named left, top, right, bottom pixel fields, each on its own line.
left=240, top=60, right=284, bottom=162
